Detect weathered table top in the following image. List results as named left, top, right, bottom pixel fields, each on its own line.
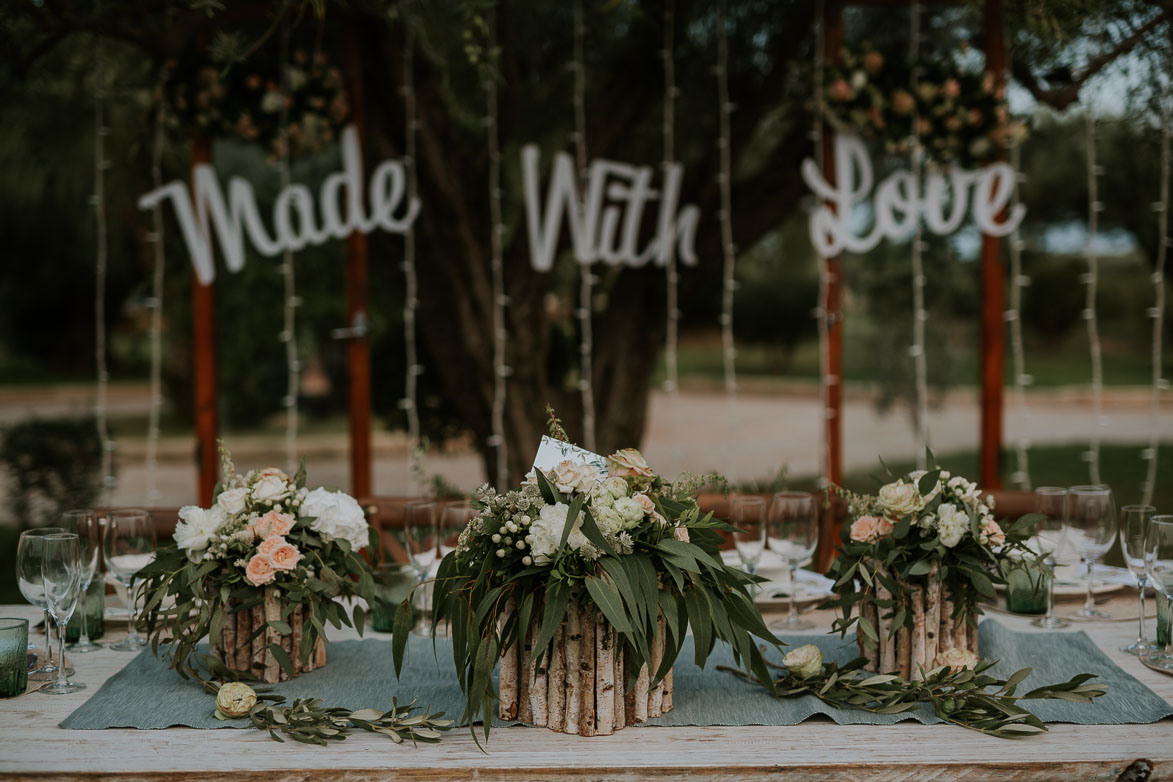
left=1, top=596, right=1170, bottom=781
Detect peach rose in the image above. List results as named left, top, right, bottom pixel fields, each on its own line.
left=943, top=78, right=960, bottom=99
left=244, top=553, right=276, bottom=586
left=632, top=493, right=656, bottom=515
left=982, top=519, right=1006, bottom=547
left=849, top=515, right=894, bottom=543
left=674, top=525, right=690, bottom=543
left=862, top=50, right=884, bottom=73
left=252, top=510, right=294, bottom=538
left=828, top=78, right=852, bottom=102
left=891, top=89, right=915, bottom=115
left=270, top=542, right=301, bottom=571
left=257, top=535, right=285, bottom=557
left=607, top=448, right=655, bottom=479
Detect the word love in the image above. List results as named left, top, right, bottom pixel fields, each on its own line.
left=521, top=146, right=701, bottom=272
left=801, top=134, right=1026, bottom=257
left=139, top=125, right=419, bottom=284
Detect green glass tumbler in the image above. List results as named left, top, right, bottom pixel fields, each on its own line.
left=370, top=564, right=418, bottom=632
left=1005, top=563, right=1049, bottom=615
left=1157, top=592, right=1170, bottom=648
left=66, top=579, right=106, bottom=644
left=0, top=618, right=30, bottom=697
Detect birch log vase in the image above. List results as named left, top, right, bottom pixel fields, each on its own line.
left=860, top=572, right=978, bottom=679
left=217, top=594, right=325, bottom=683
left=496, top=596, right=674, bottom=735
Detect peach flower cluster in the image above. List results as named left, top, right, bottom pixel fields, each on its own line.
left=849, top=515, right=894, bottom=543
left=244, top=534, right=302, bottom=586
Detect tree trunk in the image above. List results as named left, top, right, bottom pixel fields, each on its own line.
left=564, top=598, right=582, bottom=734
left=497, top=596, right=519, bottom=721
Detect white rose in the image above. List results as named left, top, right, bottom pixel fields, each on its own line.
left=174, top=504, right=228, bottom=559
left=217, top=487, right=249, bottom=515
left=934, top=647, right=979, bottom=673
left=252, top=474, right=289, bottom=503
left=877, top=480, right=922, bottom=517
left=601, top=476, right=630, bottom=501
left=936, top=503, right=969, bottom=548
left=529, top=502, right=590, bottom=564
left=591, top=505, right=624, bottom=536
left=782, top=644, right=824, bottom=678
left=302, top=487, right=369, bottom=551
left=613, top=496, right=645, bottom=528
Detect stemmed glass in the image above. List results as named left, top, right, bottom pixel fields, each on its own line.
left=16, top=527, right=72, bottom=680
left=61, top=509, right=103, bottom=653
left=439, top=502, right=475, bottom=560
left=767, top=491, right=819, bottom=631
left=730, top=496, right=767, bottom=577
left=1068, top=486, right=1118, bottom=620
left=1030, top=487, right=1070, bottom=630
left=1120, top=505, right=1156, bottom=654
left=103, top=509, right=156, bottom=651
left=1143, top=516, right=1173, bottom=671
left=40, top=532, right=85, bottom=694
left=403, top=501, right=438, bottom=637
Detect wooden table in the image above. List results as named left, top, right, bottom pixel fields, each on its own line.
left=2, top=597, right=1171, bottom=781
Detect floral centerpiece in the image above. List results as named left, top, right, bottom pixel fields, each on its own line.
left=139, top=450, right=376, bottom=684
left=822, top=44, right=1026, bottom=167
left=824, top=460, right=1036, bottom=682
left=391, top=435, right=778, bottom=738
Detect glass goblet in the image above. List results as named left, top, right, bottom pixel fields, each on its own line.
left=15, top=527, right=71, bottom=680
left=61, top=509, right=103, bottom=653
left=1143, top=516, right=1173, bottom=671
left=403, top=501, right=438, bottom=637
left=1068, top=485, right=1117, bottom=620
left=730, top=496, right=767, bottom=577
left=104, top=509, right=156, bottom=651
left=1120, top=504, right=1156, bottom=654
left=40, top=532, right=85, bottom=694
left=767, top=491, right=819, bottom=631
left=1029, top=487, right=1070, bottom=630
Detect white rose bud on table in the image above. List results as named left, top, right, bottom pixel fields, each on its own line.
left=214, top=682, right=258, bottom=720
left=782, top=644, right=824, bottom=679
left=933, top=647, right=979, bottom=673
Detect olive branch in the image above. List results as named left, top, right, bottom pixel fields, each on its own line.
left=720, top=655, right=1106, bottom=739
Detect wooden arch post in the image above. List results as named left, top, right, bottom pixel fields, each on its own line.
left=192, top=135, right=219, bottom=507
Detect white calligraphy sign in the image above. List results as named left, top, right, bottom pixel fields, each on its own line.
left=138, top=125, right=420, bottom=284
left=521, top=145, right=701, bottom=271
left=801, top=134, right=1025, bottom=257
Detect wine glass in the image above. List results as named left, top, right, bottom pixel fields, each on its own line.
left=730, top=496, right=767, bottom=577
left=61, top=509, right=103, bottom=653
left=1068, top=485, right=1118, bottom=620
left=103, top=509, right=156, bottom=651
left=16, top=527, right=71, bottom=680
left=1120, top=505, right=1156, bottom=654
left=439, top=501, right=475, bottom=559
left=1029, top=487, right=1070, bottom=630
left=403, top=501, right=438, bottom=637
left=1143, top=515, right=1173, bottom=671
left=767, top=491, right=819, bottom=631
left=40, top=532, right=85, bottom=694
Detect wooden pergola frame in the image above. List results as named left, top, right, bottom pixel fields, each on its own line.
left=815, top=0, right=1008, bottom=570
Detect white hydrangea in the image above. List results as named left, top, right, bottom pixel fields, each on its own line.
left=301, top=487, right=369, bottom=551
left=936, top=503, right=970, bottom=548
left=529, top=502, right=591, bottom=564
left=174, top=504, right=228, bottom=562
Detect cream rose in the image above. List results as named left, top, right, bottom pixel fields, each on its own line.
left=244, top=553, right=276, bottom=586
left=217, top=487, right=249, bottom=516
left=591, top=505, right=624, bottom=536
left=215, top=682, right=258, bottom=720
left=934, top=647, right=979, bottom=673
left=849, top=515, right=894, bottom=544
left=613, top=496, right=646, bottom=528
left=600, top=476, right=630, bottom=501
left=252, top=473, right=289, bottom=503
left=270, top=542, right=301, bottom=571
left=782, top=644, right=824, bottom=678
left=549, top=460, right=601, bottom=495
left=878, top=481, right=922, bottom=517
left=607, top=448, right=655, bottom=479
left=673, top=525, right=690, bottom=543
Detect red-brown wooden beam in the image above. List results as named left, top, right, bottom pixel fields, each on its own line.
left=341, top=17, right=372, bottom=499
left=979, top=0, right=1007, bottom=490
left=191, top=136, right=219, bottom=506
left=816, top=0, right=845, bottom=573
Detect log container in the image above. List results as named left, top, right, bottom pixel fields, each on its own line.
left=215, top=587, right=326, bottom=683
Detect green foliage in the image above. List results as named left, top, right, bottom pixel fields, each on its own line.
left=243, top=694, right=453, bottom=746
left=723, top=654, right=1107, bottom=739
left=0, top=416, right=103, bottom=528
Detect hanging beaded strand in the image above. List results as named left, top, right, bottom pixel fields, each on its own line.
left=908, top=1, right=930, bottom=469
left=278, top=22, right=302, bottom=473
left=1005, top=137, right=1033, bottom=490
left=486, top=6, right=510, bottom=489
left=662, top=0, right=681, bottom=419
left=715, top=0, right=739, bottom=476
left=1083, top=109, right=1106, bottom=485
left=144, top=74, right=168, bottom=504
left=1143, top=103, right=1170, bottom=506
left=572, top=0, right=596, bottom=452
left=401, top=22, right=425, bottom=490
left=93, top=32, right=116, bottom=502
left=813, top=0, right=832, bottom=489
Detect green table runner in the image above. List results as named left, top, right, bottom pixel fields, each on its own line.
left=61, top=621, right=1173, bottom=730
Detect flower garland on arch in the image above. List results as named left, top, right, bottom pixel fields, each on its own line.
left=160, top=47, right=349, bottom=160
left=822, top=44, right=1024, bottom=168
